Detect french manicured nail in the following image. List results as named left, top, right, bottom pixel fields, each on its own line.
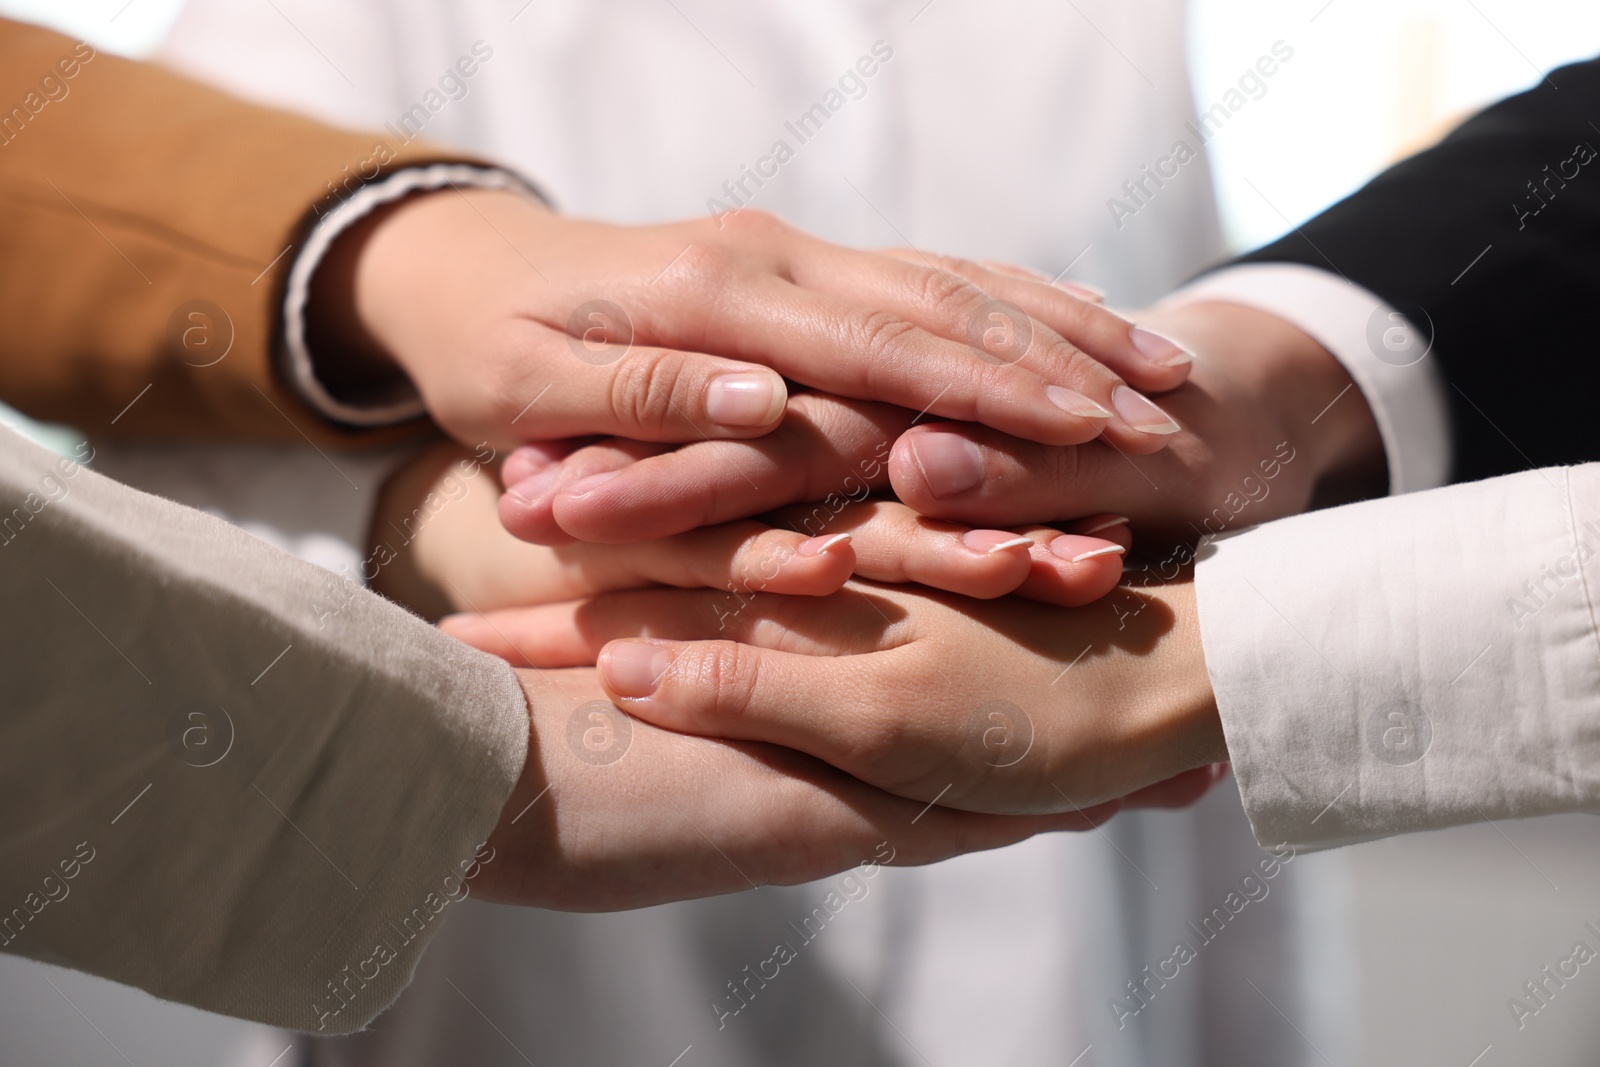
left=798, top=533, right=852, bottom=557
left=1112, top=386, right=1180, bottom=435
left=561, top=470, right=620, bottom=498
left=1078, top=515, right=1130, bottom=536
left=1130, top=326, right=1195, bottom=368
left=706, top=372, right=785, bottom=427
left=1049, top=536, right=1126, bottom=564
left=962, top=530, right=1034, bottom=554
left=907, top=432, right=985, bottom=499
left=504, top=467, right=560, bottom=505
left=1045, top=385, right=1113, bottom=419
left=601, top=641, right=671, bottom=698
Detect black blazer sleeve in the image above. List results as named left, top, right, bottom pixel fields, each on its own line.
left=1232, top=56, right=1600, bottom=483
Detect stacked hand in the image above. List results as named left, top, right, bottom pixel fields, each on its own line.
left=333, top=188, right=1386, bottom=909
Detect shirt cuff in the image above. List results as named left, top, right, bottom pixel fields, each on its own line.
left=281, top=164, right=544, bottom=428
left=1159, top=263, right=1453, bottom=495
left=1194, top=464, right=1600, bottom=851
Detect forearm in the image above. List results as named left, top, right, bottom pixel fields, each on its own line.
left=0, top=426, right=527, bottom=1031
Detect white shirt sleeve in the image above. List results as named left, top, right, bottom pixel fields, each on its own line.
left=1194, top=463, right=1600, bottom=851
left=1159, top=263, right=1452, bottom=496
left=281, top=164, right=544, bottom=427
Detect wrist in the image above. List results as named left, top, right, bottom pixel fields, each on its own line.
left=1145, top=301, right=1387, bottom=505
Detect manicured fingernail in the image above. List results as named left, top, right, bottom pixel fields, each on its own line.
left=907, top=432, right=985, bottom=499
left=600, top=641, right=671, bottom=698
left=962, top=530, right=1034, bottom=554
left=1112, top=386, right=1180, bottom=435
left=798, top=533, right=852, bottom=557
left=1060, top=281, right=1106, bottom=303
left=561, top=470, right=620, bottom=498
left=504, top=467, right=560, bottom=505
left=1130, top=326, right=1195, bottom=368
left=1079, top=515, right=1130, bottom=536
left=1045, top=385, right=1113, bottom=419
left=1048, top=535, right=1126, bottom=563
left=706, top=372, right=785, bottom=427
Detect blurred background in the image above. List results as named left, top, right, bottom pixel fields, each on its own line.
left=3, top=1, right=1600, bottom=1064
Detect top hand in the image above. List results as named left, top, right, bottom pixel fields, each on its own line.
left=499, top=301, right=1385, bottom=546
left=307, top=190, right=1194, bottom=450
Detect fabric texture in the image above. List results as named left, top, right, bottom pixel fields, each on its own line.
left=0, top=426, right=528, bottom=1031
left=1196, top=464, right=1600, bottom=850
left=0, top=17, right=481, bottom=445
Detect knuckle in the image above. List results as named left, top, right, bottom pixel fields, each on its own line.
left=912, top=265, right=988, bottom=322
left=607, top=349, right=686, bottom=435
left=689, top=640, right=762, bottom=717
left=848, top=309, right=921, bottom=370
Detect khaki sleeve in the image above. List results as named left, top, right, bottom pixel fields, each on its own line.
left=0, top=425, right=530, bottom=1032
left=0, top=18, right=478, bottom=446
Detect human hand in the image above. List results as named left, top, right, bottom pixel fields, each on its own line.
left=306, top=189, right=1193, bottom=450
left=499, top=302, right=1384, bottom=548
left=445, top=577, right=1229, bottom=817
left=467, top=666, right=1143, bottom=910
left=369, top=442, right=1132, bottom=623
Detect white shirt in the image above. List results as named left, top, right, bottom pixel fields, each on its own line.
left=121, top=3, right=1275, bottom=1065
left=1166, top=265, right=1600, bottom=851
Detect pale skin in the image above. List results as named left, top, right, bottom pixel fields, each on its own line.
left=447, top=300, right=1388, bottom=823
left=496, top=301, right=1385, bottom=547
left=307, top=189, right=1195, bottom=453
left=368, top=441, right=1219, bottom=907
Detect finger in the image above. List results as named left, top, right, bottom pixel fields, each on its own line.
left=497, top=319, right=789, bottom=441
left=767, top=499, right=1038, bottom=600
left=888, top=423, right=1168, bottom=528
left=1065, top=514, right=1133, bottom=552
left=551, top=396, right=910, bottom=543
left=500, top=438, right=668, bottom=545
left=555, top=521, right=858, bottom=600
left=494, top=670, right=1112, bottom=909
left=880, top=250, right=1193, bottom=396
left=499, top=440, right=581, bottom=489
left=597, top=633, right=979, bottom=807
left=443, top=583, right=891, bottom=668
left=976, top=261, right=1107, bottom=305
left=992, top=524, right=1128, bottom=607
left=781, top=246, right=1181, bottom=452
left=686, top=261, right=1121, bottom=448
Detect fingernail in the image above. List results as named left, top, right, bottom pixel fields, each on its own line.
left=907, top=432, right=985, bottom=499
left=1078, top=515, right=1130, bottom=536
left=961, top=530, right=1034, bottom=554
left=798, top=533, right=852, bottom=557
left=1059, top=281, right=1107, bottom=303
left=600, top=641, right=671, bottom=698
left=1130, top=326, right=1196, bottom=368
left=706, top=372, right=784, bottom=427
left=504, top=467, right=560, bottom=505
left=1049, top=536, right=1126, bottom=564
left=502, top=444, right=559, bottom=486
left=1045, top=385, right=1113, bottom=419
left=561, top=470, right=620, bottom=498
left=1112, top=386, right=1180, bottom=435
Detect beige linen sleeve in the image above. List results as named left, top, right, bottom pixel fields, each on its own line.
left=0, top=426, right=528, bottom=1033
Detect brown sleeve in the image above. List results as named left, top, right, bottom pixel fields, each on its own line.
left=0, top=18, right=479, bottom=446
